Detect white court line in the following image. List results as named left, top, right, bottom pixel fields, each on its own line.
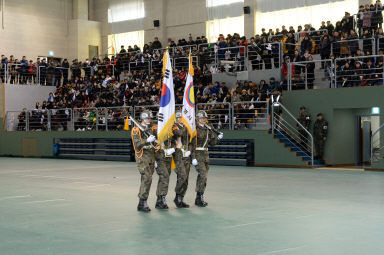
left=22, top=199, right=66, bottom=204
left=222, top=221, right=265, bottom=229
left=71, top=181, right=104, bottom=185
left=102, top=228, right=130, bottom=234
left=0, top=195, right=31, bottom=201
left=0, top=164, right=127, bottom=175
left=20, top=175, right=90, bottom=181
left=82, top=184, right=111, bottom=189
left=257, top=245, right=307, bottom=255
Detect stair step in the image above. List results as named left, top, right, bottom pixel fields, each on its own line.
left=296, top=151, right=310, bottom=157
left=301, top=156, right=312, bottom=161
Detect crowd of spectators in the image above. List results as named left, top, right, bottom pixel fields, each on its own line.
left=5, top=2, right=384, bottom=130
left=15, top=63, right=284, bottom=131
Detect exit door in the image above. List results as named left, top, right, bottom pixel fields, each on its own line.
left=356, top=116, right=379, bottom=166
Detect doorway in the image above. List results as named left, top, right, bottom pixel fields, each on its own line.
left=356, top=115, right=380, bottom=166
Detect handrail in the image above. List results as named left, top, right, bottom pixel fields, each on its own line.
left=272, top=103, right=314, bottom=166
left=371, top=122, right=384, bottom=164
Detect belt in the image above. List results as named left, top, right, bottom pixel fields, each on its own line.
left=196, top=147, right=208, bottom=151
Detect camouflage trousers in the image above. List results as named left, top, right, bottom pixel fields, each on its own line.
left=155, top=150, right=172, bottom=196
left=136, top=149, right=155, bottom=200
left=194, top=150, right=210, bottom=193
left=174, top=149, right=191, bottom=196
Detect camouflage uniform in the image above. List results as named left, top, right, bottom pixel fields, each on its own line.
left=313, top=118, right=328, bottom=159
left=297, top=110, right=311, bottom=147
left=153, top=125, right=175, bottom=197
left=172, top=123, right=193, bottom=196
left=131, top=125, right=156, bottom=200
left=192, top=124, right=219, bottom=193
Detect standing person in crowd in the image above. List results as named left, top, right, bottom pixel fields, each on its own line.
left=131, top=111, right=156, bottom=212
left=61, top=59, right=69, bottom=85
left=297, top=106, right=311, bottom=149
left=46, top=61, right=55, bottom=86
left=27, top=60, right=36, bottom=84
left=191, top=111, right=223, bottom=207
left=19, top=56, right=28, bottom=84
left=54, top=63, right=62, bottom=87
left=320, top=34, right=331, bottom=69
left=314, top=113, right=328, bottom=161
left=0, top=55, right=8, bottom=83
left=39, top=59, right=48, bottom=85
left=172, top=111, right=193, bottom=208
left=152, top=37, right=162, bottom=49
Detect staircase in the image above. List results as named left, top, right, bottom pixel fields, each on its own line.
left=269, top=130, right=326, bottom=167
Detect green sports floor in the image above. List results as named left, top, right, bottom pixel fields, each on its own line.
left=0, top=158, right=384, bottom=255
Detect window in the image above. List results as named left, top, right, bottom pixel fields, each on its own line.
left=108, top=0, right=145, bottom=23
left=108, top=31, right=145, bottom=55
left=206, top=16, right=244, bottom=43
left=206, top=0, right=244, bottom=7
left=255, top=0, right=358, bottom=34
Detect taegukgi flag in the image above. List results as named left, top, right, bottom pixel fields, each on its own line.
left=181, top=53, right=196, bottom=140
left=157, top=50, right=176, bottom=143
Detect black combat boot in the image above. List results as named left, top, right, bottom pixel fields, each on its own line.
left=155, top=195, right=169, bottom=209
left=195, top=192, right=208, bottom=207
left=174, top=194, right=183, bottom=208
left=137, top=199, right=151, bottom=212
left=174, top=194, right=190, bottom=208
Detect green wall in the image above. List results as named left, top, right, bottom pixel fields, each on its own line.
left=284, top=86, right=384, bottom=165
left=0, top=119, right=306, bottom=167
left=0, top=83, right=3, bottom=118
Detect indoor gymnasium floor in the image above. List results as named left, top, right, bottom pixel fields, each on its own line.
left=0, top=157, right=384, bottom=255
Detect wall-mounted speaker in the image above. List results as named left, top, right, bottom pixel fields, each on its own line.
left=153, top=20, right=160, bottom=28
left=243, top=6, right=250, bottom=14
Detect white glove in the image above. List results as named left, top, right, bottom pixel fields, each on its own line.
left=218, top=132, right=223, bottom=140
left=166, top=148, right=175, bottom=155
left=184, top=150, right=191, bottom=157
left=146, top=135, right=156, bottom=143
left=192, top=159, right=198, bottom=166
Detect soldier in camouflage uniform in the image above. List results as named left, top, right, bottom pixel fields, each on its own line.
left=131, top=111, right=157, bottom=212
left=313, top=113, right=328, bottom=161
left=297, top=106, right=311, bottom=148
left=152, top=125, right=176, bottom=210
left=172, top=111, right=193, bottom=208
left=191, top=110, right=223, bottom=207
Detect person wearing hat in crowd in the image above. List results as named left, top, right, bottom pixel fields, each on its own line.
left=131, top=111, right=157, bottom=212
left=297, top=106, right=311, bottom=149
left=172, top=111, right=193, bottom=208
left=191, top=110, right=223, bottom=207
left=313, top=113, right=328, bottom=161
